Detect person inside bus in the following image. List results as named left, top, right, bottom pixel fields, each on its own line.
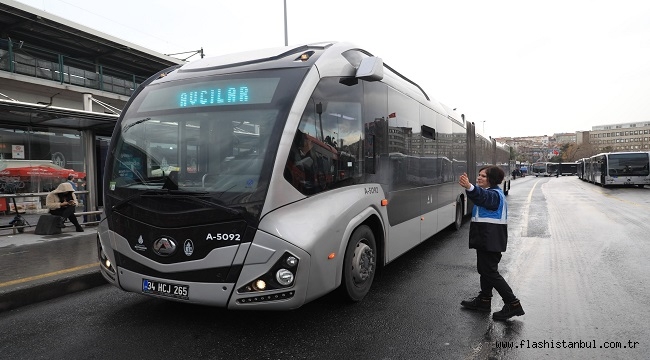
left=458, top=166, right=524, bottom=321
left=45, top=182, right=83, bottom=232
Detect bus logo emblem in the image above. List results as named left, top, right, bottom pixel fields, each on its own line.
left=184, top=239, right=194, bottom=256
left=152, top=237, right=177, bottom=257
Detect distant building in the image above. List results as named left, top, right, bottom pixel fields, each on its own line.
left=554, top=133, right=576, bottom=144
left=496, top=120, right=650, bottom=164
left=587, top=121, right=650, bottom=152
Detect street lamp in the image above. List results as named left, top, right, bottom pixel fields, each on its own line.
left=284, top=0, right=288, bottom=46
left=482, top=120, right=486, bottom=133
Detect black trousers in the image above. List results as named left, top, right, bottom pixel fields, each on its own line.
left=50, top=206, right=81, bottom=228
left=476, top=249, right=518, bottom=304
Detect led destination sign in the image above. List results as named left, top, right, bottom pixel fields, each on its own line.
left=180, top=86, right=249, bottom=107
left=137, top=77, right=281, bottom=112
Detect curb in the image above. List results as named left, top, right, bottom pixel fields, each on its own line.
left=0, top=269, right=106, bottom=313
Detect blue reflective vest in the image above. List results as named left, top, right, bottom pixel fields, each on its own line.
left=467, top=186, right=508, bottom=252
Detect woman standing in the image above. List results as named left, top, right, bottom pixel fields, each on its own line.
left=458, top=165, right=523, bottom=321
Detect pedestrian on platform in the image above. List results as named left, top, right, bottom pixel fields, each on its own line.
left=45, top=182, right=83, bottom=232
left=66, top=174, right=78, bottom=190
left=458, top=166, right=524, bottom=321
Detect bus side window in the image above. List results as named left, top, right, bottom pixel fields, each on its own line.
left=285, top=78, right=363, bottom=195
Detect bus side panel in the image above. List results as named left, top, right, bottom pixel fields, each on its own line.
left=256, top=185, right=387, bottom=304
left=432, top=109, right=457, bottom=235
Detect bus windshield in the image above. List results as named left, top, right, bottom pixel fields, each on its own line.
left=608, top=153, right=650, bottom=176
left=106, top=68, right=308, bottom=206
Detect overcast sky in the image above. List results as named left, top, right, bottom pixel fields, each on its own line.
left=13, top=0, right=650, bottom=138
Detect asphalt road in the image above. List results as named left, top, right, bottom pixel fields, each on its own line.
left=0, top=176, right=648, bottom=360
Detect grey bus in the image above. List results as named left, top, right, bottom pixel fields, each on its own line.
left=97, top=42, right=511, bottom=309
left=584, top=151, right=650, bottom=187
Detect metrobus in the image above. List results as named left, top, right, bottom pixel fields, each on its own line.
left=97, top=42, right=511, bottom=310
left=531, top=162, right=558, bottom=177
left=494, top=142, right=513, bottom=194
left=559, top=162, right=578, bottom=176
left=583, top=151, right=650, bottom=187
left=576, top=158, right=587, bottom=180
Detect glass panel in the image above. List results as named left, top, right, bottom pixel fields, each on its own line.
left=107, top=68, right=307, bottom=206
left=0, top=126, right=84, bottom=194
left=608, top=153, right=650, bottom=176
left=285, top=78, right=363, bottom=195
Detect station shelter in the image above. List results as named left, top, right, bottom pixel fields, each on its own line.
left=0, top=0, right=185, bottom=220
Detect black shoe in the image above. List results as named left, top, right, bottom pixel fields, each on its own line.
left=75, top=227, right=84, bottom=232
left=461, top=296, right=491, bottom=312
left=492, top=301, right=525, bottom=321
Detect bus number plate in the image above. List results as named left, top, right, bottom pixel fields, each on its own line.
left=142, top=279, right=189, bottom=300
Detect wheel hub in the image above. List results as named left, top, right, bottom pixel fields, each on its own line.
left=352, top=242, right=375, bottom=284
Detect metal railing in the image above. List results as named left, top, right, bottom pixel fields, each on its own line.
left=1, top=41, right=147, bottom=97
left=0, top=191, right=103, bottom=235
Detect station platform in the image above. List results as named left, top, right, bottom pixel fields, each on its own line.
left=0, top=212, right=105, bottom=312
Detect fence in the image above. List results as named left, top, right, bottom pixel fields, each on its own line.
left=0, top=191, right=102, bottom=235
left=0, top=44, right=147, bottom=97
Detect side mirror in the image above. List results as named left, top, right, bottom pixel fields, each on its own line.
left=356, top=57, right=383, bottom=81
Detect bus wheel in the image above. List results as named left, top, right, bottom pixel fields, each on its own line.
left=340, top=225, right=376, bottom=302
left=451, top=200, right=463, bottom=231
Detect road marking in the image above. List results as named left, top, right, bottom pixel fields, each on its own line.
left=519, top=179, right=541, bottom=237
left=0, top=263, right=99, bottom=288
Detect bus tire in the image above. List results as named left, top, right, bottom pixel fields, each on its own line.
left=340, top=225, right=376, bottom=302
left=451, top=200, right=463, bottom=231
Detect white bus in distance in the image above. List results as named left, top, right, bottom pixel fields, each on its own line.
left=532, top=162, right=558, bottom=177
left=580, top=151, right=650, bottom=187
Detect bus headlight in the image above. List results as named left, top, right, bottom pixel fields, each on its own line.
left=276, top=269, right=294, bottom=286
left=97, top=237, right=115, bottom=274
left=285, top=256, right=298, bottom=267
left=237, top=252, right=299, bottom=293
left=252, top=279, right=267, bottom=291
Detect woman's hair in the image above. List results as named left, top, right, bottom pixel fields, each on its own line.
left=480, top=165, right=505, bottom=187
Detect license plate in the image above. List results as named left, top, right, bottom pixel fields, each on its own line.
left=142, top=279, right=189, bottom=300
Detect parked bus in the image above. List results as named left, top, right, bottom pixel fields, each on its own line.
left=583, top=151, right=650, bottom=187
left=576, top=158, right=587, bottom=180
left=97, top=42, right=511, bottom=310
left=531, top=162, right=558, bottom=177
left=493, top=141, right=512, bottom=194
left=559, top=162, right=578, bottom=176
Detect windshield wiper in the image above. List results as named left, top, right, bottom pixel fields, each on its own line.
left=122, top=117, right=152, bottom=132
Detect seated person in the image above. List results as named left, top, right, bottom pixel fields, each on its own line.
left=45, top=182, right=83, bottom=232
